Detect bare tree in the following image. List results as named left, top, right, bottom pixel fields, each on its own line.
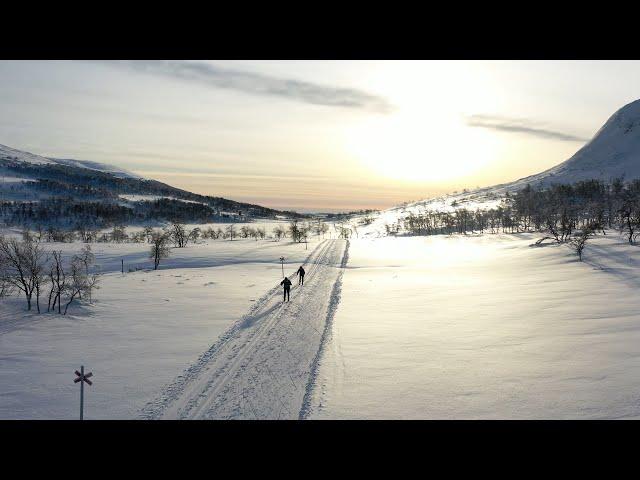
left=47, top=250, right=66, bottom=313
left=62, top=258, right=88, bottom=315
left=169, top=222, right=189, bottom=248
left=273, top=225, right=285, bottom=241
left=111, top=225, right=128, bottom=243
left=313, top=220, right=329, bottom=238
left=225, top=224, right=236, bottom=241
left=0, top=252, right=13, bottom=299
left=288, top=220, right=303, bottom=242
left=75, top=244, right=96, bottom=302
left=618, top=200, right=640, bottom=244
left=45, top=248, right=100, bottom=314
left=188, top=227, right=201, bottom=243
left=0, top=236, right=48, bottom=312
left=143, top=226, right=154, bottom=244
left=569, top=226, right=595, bottom=261
left=150, top=231, right=171, bottom=270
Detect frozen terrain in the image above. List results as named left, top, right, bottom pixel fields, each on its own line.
left=0, top=235, right=327, bottom=419
left=143, top=239, right=348, bottom=419
left=308, top=233, right=640, bottom=419
left=1, top=143, right=138, bottom=178
left=502, top=98, right=640, bottom=190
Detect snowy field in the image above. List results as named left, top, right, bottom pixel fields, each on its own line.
left=308, top=233, right=640, bottom=419
left=0, top=236, right=323, bottom=419
left=4, top=224, right=640, bottom=419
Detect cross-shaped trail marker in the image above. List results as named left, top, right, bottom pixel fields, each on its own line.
left=74, top=365, right=93, bottom=420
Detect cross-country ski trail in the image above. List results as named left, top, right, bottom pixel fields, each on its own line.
left=141, top=239, right=349, bottom=419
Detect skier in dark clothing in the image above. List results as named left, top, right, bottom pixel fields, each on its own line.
left=280, top=276, right=292, bottom=302
left=296, top=266, right=306, bottom=285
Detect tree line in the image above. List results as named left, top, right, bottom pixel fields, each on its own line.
left=393, top=178, right=640, bottom=260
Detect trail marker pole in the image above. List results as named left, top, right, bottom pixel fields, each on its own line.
left=74, top=365, right=93, bottom=420
left=280, top=257, right=285, bottom=278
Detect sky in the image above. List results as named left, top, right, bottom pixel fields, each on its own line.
left=1, top=60, right=640, bottom=212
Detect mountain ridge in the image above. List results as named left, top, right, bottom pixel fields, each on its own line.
left=0, top=143, right=303, bottom=227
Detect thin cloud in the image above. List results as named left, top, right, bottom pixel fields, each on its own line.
left=467, top=114, right=588, bottom=142
left=100, top=60, right=393, bottom=114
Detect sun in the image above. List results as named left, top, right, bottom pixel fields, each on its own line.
left=344, top=111, right=498, bottom=183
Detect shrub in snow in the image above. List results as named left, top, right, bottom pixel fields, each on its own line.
left=150, top=231, right=171, bottom=270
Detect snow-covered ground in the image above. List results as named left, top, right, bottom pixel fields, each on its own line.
left=144, top=239, right=348, bottom=419
left=357, top=191, right=503, bottom=238
left=0, top=176, right=35, bottom=183
left=308, top=233, right=640, bottom=419
left=4, top=223, right=640, bottom=419
left=0, top=236, right=325, bottom=419
left=118, top=194, right=208, bottom=205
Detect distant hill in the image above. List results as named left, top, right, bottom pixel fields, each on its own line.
left=491, top=98, right=640, bottom=193
left=0, top=143, right=303, bottom=228
left=365, top=99, right=640, bottom=235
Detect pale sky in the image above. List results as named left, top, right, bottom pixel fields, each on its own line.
left=1, top=60, right=640, bottom=212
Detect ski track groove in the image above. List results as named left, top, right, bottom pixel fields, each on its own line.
left=182, top=239, right=334, bottom=419
left=298, top=239, right=349, bottom=419
left=140, top=241, right=324, bottom=419
left=141, top=238, right=348, bottom=420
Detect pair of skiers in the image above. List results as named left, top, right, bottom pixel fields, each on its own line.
left=280, top=266, right=305, bottom=302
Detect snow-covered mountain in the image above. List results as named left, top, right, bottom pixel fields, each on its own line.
left=497, top=98, right=640, bottom=193
left=0, top=143, right=298, bottom=227
left=361, top=99, right=640, bottom=236
left=0, top=143, right=55, bottom=166
left=0, top=144, right=140, bottom=179
left=47, top=158, right=141, bottom=179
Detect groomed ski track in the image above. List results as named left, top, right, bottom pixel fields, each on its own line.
left=141, top=239, right=349, bottom=420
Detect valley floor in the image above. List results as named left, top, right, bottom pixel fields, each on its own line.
left=0, top=237, right=323, bottom=419
left=308, top=233, right=640, bottom=419
left=3, top=231, right=640, bottom=419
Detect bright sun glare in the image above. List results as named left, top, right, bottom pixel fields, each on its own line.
left=345, top=112, right=499, bottom=183
left=343, top=61, right=501, bottom=184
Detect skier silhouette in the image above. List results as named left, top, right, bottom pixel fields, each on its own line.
left=296, top=266, right=306, bottom=285
left=280, top=276, right=292, bottom=302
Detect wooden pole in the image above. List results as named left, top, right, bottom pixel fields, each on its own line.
left=80, top=365, right=84, bottom=421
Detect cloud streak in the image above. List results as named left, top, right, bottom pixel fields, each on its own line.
left=466, top=114, right=588, bottom=142
left=102, top=60, right=393, bottom=114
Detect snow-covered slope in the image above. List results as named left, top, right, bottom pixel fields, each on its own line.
left=0, top=143, right=55, bottom=165
left=0, top=143, right=140, bottom=178
left=361, top=99, right=640, bottom=236
left=48, top=158, right=141, bottom=179
left=500, top=98, right=640, bottom=191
